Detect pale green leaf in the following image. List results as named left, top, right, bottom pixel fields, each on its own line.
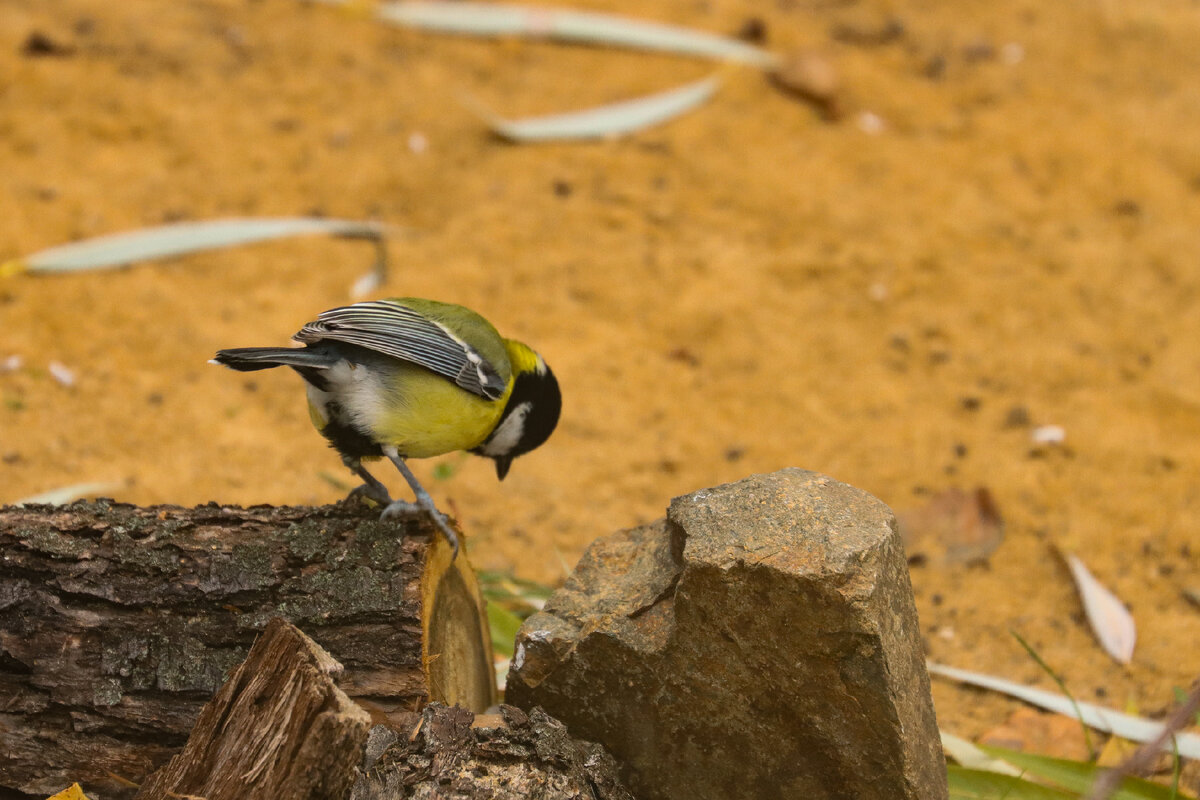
left=481, top=76, right=720, bottom=142
left=928, top=662, right=1200, bottom=759
left=948, top=765, right=1076, bottom=800
left=376, top=1, right=778, bottom=68
left=14, top=483, right=122, bottom=506
left=980, top=745, right=1196, bottom=800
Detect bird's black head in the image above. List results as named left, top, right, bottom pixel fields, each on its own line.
left=474, top=350, right=561, bottom=480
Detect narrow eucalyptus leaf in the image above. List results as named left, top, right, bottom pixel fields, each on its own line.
left=485, top=76, right=720, bottom=142
left=377, top=1, right=778, bottom=68
left=21, top=217, right=387, bottom=273
left=928, top=662, right=1200, bottom=759
left=14, top=482, right=123, bottom=506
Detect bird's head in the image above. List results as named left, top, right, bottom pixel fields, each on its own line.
left=474, top=342, right=561, bottom=480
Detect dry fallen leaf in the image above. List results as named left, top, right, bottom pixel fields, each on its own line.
left=1065, top=553, right=1136, bottom=665
left=771, top=50, right=843, bottom=119
left=46, top=784, right=91, bottom=800
left=897, top=487, right=1004, bottom=566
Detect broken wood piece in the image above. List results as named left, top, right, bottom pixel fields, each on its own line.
left=0, top=500, right=494, bottom=798
left=506, top=468, right=948, bottom=800
left=134, top=617, right=370, bottom=800
left=349, top=703, right=634, bottom=800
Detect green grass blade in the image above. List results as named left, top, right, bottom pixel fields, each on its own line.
left=927, top=662, right=1200, bottom=759
left=1011, top=630, right=1095, bottom=757
left=979, top=745, right=1197, bottom=800
left=487, top=602, right=525, bottom=658
left=948, top=765, right=1077, bottom=799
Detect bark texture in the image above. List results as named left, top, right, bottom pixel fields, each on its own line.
left=349, top=704, right=634, bottom=800
left=0, top=500, right=493, bottom=799
left=506, top=468, right=948, bottom=800
left=134, top=617, right=371, bottom=800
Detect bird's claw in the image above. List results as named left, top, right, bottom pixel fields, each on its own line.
left=347, top=482, right=392, bottom=508
left=380, top=499, right=420, bottom=517
left=380, top=500, right=460, bottom=561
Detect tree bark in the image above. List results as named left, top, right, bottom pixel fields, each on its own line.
left=348, top=704, right=634, bottom=800
left=0, top=500, right=494, bottom=799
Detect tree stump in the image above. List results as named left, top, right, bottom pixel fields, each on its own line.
left=0, top=500, right=494, bottom=799
left=349, top=704, right=634, bottom=800
left=135, top=617, right=371, bottom=800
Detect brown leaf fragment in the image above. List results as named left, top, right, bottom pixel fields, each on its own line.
left=896, top=487, right=1004, bottom=566
left=978, top=708, right=1096, bottom=761
left=771, top=50, right=844, bottom=120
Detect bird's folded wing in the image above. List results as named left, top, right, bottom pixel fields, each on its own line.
left=294, top=301, right=506, bottom=400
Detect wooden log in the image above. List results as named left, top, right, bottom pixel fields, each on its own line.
left=133, top=617, right=370, bottom=800
left=0, top=500, right=494, bottom=799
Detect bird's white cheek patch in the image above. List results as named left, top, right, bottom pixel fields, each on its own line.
left=481, top=402, right=531, bottom=456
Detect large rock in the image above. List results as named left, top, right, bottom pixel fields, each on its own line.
left=506, top=469, right=947, bottom=800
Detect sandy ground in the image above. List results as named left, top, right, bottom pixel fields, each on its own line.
left=2, top=0, right=1199, bottom=762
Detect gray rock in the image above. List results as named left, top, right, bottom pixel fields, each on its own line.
left=506, top=469, right=947, bottom=800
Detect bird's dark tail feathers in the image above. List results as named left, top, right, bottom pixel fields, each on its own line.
left=211, top=347, right=334, bottom=372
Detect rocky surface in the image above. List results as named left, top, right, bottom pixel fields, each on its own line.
left=507, top=469, right=947, bottom=800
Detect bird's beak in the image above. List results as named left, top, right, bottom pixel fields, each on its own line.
left=494, top=456, right=513, bottom=481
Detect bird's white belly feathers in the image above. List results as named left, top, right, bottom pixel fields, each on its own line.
left=305, top=360, right=390, bottom=434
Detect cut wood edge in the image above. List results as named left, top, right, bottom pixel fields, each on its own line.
left=421, top=529, right=498, bottom=711
left=133, top=617, right=371, bottom=800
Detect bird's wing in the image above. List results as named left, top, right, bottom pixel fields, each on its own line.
left=293, top=301, right=507, bottom=400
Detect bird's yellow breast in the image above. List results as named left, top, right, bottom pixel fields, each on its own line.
left=375, top=362, right=510, bottom=458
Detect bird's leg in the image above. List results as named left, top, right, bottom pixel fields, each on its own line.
left=380, top=445, right=460, bottom=560
left=342, top=455, right=393, bottom=507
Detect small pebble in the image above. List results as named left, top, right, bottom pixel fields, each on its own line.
left=1001, top=42, right=1025, bottom=65
left=1003, top=405, right=1031, bottom=428
left=1, top=355, right=22, bottom=373
left=407, top=131, right=428, bottom=155
left=857, top=111, right=886, bottom=135
left=1031, top=424, right=1065, bottom=445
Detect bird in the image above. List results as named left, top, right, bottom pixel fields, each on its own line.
left=211, top=297, right=562, bottom=558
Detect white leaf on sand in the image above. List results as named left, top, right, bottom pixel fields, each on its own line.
left=4, top=217, right=390, bottom=297
left=927, top=662, right=1200, bottom=758
left=14, top=482, right=122, bottom=506
left=1065, top=552, right=1136, bottom=664
left=481, top=76, right=720, bottom=142
left=8, top=217, right=387, bottom=274
left=375, top=1, right=779, bottom=68
left=1031, top=424, right=1066, bottom=445
left=48, top=361, right=76, bottom=388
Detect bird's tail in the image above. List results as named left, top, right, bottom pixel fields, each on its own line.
left=210, top=347, right=334, bottom=372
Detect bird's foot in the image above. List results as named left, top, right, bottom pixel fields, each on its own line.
left=381, top=500, right=460, bottom=560
left=380, top=499, right=420, bottom=517
left=348, top=482, right=392, bottom=508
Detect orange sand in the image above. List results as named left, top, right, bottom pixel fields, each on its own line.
left=2, top=0, right=1198, bottom=752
